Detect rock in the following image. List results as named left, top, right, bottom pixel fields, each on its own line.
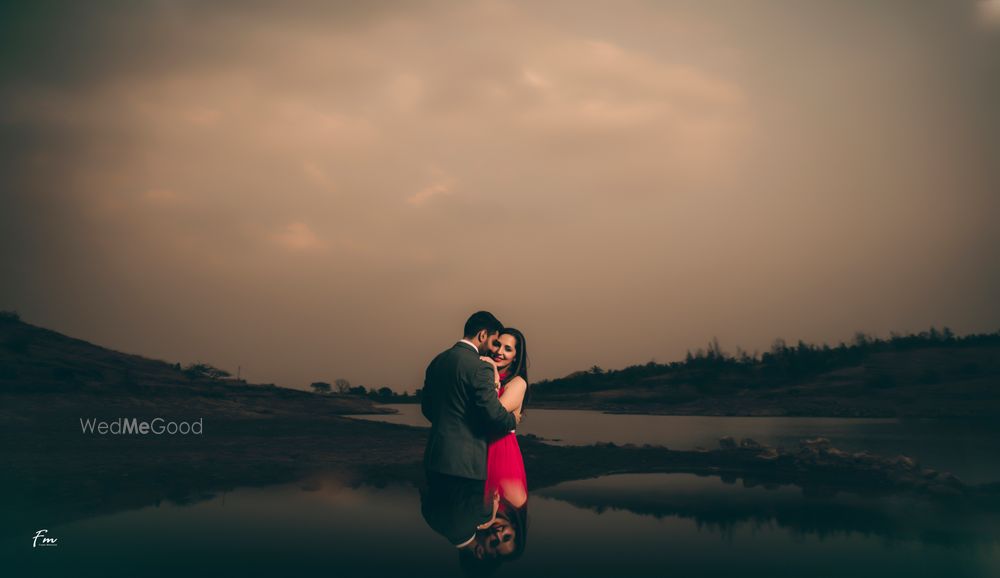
left=799, top=437, right=833, bottom=451
left=756, top=447, right=780, bottom=460
left=701, top=436, right=967, bottom=498
left=888, top=455, right=917, bottom=470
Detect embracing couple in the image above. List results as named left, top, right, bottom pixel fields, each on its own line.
left=420, top=310, right=530, bottom=568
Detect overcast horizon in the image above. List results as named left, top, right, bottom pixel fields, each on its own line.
left=2, top=1, right=999, bottom=392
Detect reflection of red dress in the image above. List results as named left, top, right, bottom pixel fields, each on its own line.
left=485, top=371, right=527, bottom=504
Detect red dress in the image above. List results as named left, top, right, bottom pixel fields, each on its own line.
left=485, top=371, right=527, bottom=506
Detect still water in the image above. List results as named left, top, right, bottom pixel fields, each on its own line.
left=7, top=409, right=1000, bottom=576
left=7, top=472, right=998, bottom=577
left=352, top=405, right=1000, bottom=483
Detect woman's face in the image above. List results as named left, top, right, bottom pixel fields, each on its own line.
left=491, top=334, right=518, bottom=371
left=483, top=518, right=517, bottom=557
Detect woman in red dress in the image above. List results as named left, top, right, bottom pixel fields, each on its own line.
left=477, top=327, right=530, bottom=560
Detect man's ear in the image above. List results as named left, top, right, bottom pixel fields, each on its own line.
left=476, top=329, right=488, bottom=344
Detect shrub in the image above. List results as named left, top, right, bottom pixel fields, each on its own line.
left=183, top=362, right=231, bottom=380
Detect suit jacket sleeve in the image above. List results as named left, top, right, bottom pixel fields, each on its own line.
left=468, top=360, right=516, bottom=435
left=420, top=361, right=434, bottom=423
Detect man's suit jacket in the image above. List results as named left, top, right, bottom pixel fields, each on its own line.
left=422, top=342, right=516, bottom=480
left=420, top=471, right=492, bottom=547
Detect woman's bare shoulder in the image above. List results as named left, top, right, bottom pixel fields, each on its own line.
left=507, top=376, right=527, bottom=389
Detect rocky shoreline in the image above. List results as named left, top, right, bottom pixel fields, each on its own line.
left=711, top=436, right=968, bottom=497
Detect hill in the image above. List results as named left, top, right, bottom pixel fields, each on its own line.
left=529, top=329, right=1000, bottom=417
left=0, top=311, right=381, bottom=422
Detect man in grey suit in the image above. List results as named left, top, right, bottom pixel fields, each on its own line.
left=420, top=310, right=519, bottom=550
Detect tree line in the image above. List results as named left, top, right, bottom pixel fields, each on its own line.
left=532, top=326, right=1000, bottom=395
left=309, top=378, right=416, bottom=402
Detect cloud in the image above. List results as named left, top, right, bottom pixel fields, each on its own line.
left=1, top=0, right=996, bottom=391
left=301, top=161, right=337, bottom=193
left=407, top=169, right=457, bottom=206
left=270, top=222, right=321, bottom=251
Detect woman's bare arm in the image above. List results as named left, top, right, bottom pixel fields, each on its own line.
left=477, top=490, right=501, bottom=530
left=498, top=377, right=526, bottom=412
left=480, top=356, right=501, bottom=387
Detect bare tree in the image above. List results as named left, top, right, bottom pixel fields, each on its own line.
left=335, top=378, right=351, bottom=394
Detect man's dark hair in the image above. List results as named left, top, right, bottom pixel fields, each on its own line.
left=463, top=311, right=503, bottom=339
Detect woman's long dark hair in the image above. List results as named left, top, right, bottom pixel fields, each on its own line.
left=459, top=500, right=529, bottom=576
left=498, top=327, right=529, bottom=413
left=500, top=499, right=529, bottom=560
left=498, top=328, right=528, bottom=384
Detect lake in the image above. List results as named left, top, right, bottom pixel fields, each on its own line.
left=350, top=405, right=1000, bottom=483
left=6, top=471, right=998, bottom=577
left=5, top=409, right=999, bottom=576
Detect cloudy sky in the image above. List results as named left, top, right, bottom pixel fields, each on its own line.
left=2, top=1, right=998, bottom=391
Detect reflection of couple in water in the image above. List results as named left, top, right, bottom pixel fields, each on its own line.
left=420, top=311, right=529, bottom=573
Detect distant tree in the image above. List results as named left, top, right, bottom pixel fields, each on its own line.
left=589, top=365, right=604, bottom=375
left=707, top=337, right=725, bottom=361
left=349, top=385, right=367, bottom=396
left=0, top=310, right=21, bottom=323
left=310, top=381, right=332, bottom=394
left=335, top=378, right=351, bottom=394
left=183, top=362, right=231, bottom=380
left=205, top=365, right=231, bottom=379
left=377, top=386, right=393, bottom=399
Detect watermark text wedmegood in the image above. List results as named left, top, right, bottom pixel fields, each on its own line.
left=80, top=417, right=203, bottom=435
